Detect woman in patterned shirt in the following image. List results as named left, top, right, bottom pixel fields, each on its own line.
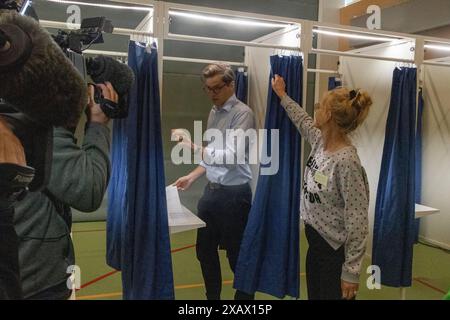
left=272, top=74, right=373, bottom=300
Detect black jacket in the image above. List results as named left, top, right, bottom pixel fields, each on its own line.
left=0, top=201, right=22, bottom=299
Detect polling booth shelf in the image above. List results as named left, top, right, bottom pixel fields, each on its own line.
left=166, top=186, right=206, bottom=234
left=415, top=204, right=440, bottom=219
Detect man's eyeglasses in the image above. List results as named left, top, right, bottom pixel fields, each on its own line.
left=202, top=83, right=228, bottom=94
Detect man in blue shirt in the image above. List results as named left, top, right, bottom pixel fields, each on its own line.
left=174, top=63, right=255, bottom=300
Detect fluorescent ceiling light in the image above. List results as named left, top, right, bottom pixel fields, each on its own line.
left=20, top=0, right=32, bottom=15
left=425, top=44, right=450, bottom=52
left=169, top=10, right=289, bottom=28
left=313, top=29, right=398, bottom=42
left=44, top=0, right=153, bottom=11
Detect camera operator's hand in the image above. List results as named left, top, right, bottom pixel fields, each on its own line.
left=87, top=82, right=118, bottom=125
left=0, top=117, right=26, bottom=166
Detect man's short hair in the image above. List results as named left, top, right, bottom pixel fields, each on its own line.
left=201, top=63, right=235, bottom=84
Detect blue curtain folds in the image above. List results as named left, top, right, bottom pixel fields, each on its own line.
left=107, top=42, right=174, bottom=299
left=106, top=103, right=128, bottom=270
left=233, top=55, right=302, bottom=299
left=372, top=67, right=417, bottom=287
left=235, top=69, right=248, bottom=103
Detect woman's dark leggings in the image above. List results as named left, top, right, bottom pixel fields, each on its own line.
left=305, top=224, right=346, bottom=300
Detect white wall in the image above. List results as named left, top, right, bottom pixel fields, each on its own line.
left=338, top=41, right=415, bottom=252
left=420, top=65, right=450, bottom=249
left=247, top=46, right=272, bottom=130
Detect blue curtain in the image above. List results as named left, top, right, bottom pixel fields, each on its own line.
left=106, top=103, right=128, bottom=270
left=235, top=69, right=248, bottom=103
left=233, top=55, right=302, bottom=299
left=107, top=42, right=174, bottom=299
left=372, top=67, right=417, bottom=287
left=328, top=76, right=342, bottom=90
left=414, top=89, right=424, bottom=243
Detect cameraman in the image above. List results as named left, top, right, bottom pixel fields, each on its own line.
left=0, top=117, right=25, bottom=299
left=13, top=82, right=117, bottom=299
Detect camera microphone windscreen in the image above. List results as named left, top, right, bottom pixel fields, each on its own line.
left=87, top=55, right=134, bottom=118
left=0, top=11, right=87, bottom=128
left=87, top=55, right=134, bottom=96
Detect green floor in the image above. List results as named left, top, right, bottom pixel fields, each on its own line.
left=72, top=221, right=450, bottom=300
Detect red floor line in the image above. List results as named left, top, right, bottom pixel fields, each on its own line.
left=413, top=277, right=447, bottom=295
left=78, top=270, right=119, bottom=290
left=78, top=271, right=447, bottom=296
left=78, top=244, right=196, bottom=290
left=171, top=244, right=196, bottom=253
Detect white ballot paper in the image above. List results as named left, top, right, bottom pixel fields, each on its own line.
left=166, top=185, right=206, bottom=234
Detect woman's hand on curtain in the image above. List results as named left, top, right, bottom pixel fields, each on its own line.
left=271, top=74, right=287, bottom=100
left=341, top=280, right=359, bottom=300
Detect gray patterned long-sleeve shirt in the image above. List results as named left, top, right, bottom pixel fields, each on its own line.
left=281, top=95, right=369, bottom=283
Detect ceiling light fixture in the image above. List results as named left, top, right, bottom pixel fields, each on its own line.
left=45, top=0, right=153, bottom=12
left=169, top=10, right=289, bottom=28
left=313, top=29, right=398, bottom=42
left=425, top=44, right=450, bottom=52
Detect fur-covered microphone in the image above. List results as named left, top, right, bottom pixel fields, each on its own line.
left=86, top=55, right=134, bottom=119
left=0, top=11, right=87, bottom=128
left=0, top=11, right=88, bottom=191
